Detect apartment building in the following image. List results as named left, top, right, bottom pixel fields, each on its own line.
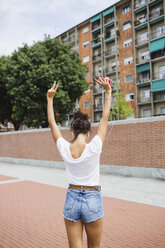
left=57, top=0, right=165, bottom=123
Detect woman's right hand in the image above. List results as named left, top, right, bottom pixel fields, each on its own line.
left=94, top=75, right=112, bottom=93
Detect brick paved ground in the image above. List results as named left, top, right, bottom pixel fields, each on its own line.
left=0, top=177, right=165, bottom=248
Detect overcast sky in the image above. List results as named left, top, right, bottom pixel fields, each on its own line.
left=0, top=0, right=119, bottom=56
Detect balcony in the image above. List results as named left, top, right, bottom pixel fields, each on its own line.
left=93, top=84, right=103, bottom=95
left=67, top=36, right=76, bottom=43
left=134, top=0, right=148, bottom=9
left=137, top=96, right=152, bottom=104
left=136, top=55, right=150, bottom=64
left=134, top=17, right=147, bottom=27
left=91, top=37, right=101, bottom=48
left=152, top=72, right=165, bottom=81
left=91, top=23, right=101, bottom=32
left=153, top=92, right=165, bottom=102
left=149, top=8, right=164, bottom=21
left=105, top=66, right=117, bottom=74
left=93, top=104, right=103, bottom=111
left=104, top=47, right=116, bottom=57
left=136, top=77, right=150, bottom=85
left=104, top=17, right=115, bottom=26
left=150, top=26, right=165, bottom=40
left=92, top=54, right=102, bottom=62
left=135, top=36, right=149, bottom=46
left=151, top=49, right=165, bottom=60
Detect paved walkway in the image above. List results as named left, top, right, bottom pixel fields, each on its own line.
left=0, top=162, right=165, bottom=248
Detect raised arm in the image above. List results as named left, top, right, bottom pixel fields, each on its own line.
left=47, top=81, right=62, bottom=143
left=94, top=76, right=112, bottom=144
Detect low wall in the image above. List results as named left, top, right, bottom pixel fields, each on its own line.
left=0, top=116, right=165, bottom=178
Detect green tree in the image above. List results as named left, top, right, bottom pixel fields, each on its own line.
left=4, top=38, right=88, bottom=130
left=110, top=81, right=134, bottom=120
left=0, top=56, right=13, bottom=127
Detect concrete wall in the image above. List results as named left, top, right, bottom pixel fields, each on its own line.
left=0, top=116, right=165, bottom=170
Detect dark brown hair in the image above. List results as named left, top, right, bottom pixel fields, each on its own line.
left=70, top=110, right=91, bottom=142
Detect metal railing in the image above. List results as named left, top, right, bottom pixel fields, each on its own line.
left=92, top=54, right=102, bottom=61
left=151, top=49, right=165, bottom=59
left=136, top=56, right=150, bottom=64
left=105, top=66, right=117, bottom=73
left=152, top=72, right=165, bottom=80
left=135, top=36, right=149, bottom=45
left=104, top=17, right=114, bottom=25
left=134, top=0, right=148, bottom=9
left=137, top=96, right=152, bottom=103
left=104, top=47, right=116, bottom=56
left=92, top=37, right=101, bottom=46
left=149, top=8, right=164, bottom=21
left=153, top=93, right=165, bottom=101
left=150, top=27, right=165, bottom=40
left=104, top=33, right=115, bottom=40
left=67, top=36, right=76, bottom=43
left=92, top=23, right=101, bottom=31
left=136, top=77, right=150, bottom=84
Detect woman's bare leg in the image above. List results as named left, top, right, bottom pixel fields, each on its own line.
left=85, top=217, right=103, bottom=248
left=64, top=218, right=84, bottom=248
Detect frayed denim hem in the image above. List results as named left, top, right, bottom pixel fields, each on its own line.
left=63, top=214, right=104, bottom=223
left=63, top=214, right=81, bottom=222
left=83, top=214, right=104, bottom=223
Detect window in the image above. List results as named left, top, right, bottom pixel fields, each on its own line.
left=159, top=66, right=165, bottom=79
left=161, top=107, right=165, bottom=114
left=122, top=5, right=130, bottom=14
left=125, top=74, right=133, bottom=83
left=124, top=56, right=133, bottom=65
left=142, top=90, right=150, bottom=98
left=125, top=93, right=134, bottom=101
left=140, top=32, right=148, bottom=41
left=111, top=28, right=115, bottom=36
left=112, top=61, right=116, bottom=68
left=137, top=0, right=146, bottom=7
left=156, top=25, right=165, bottom=37
left=82, top=26, right=89, bottom=34
left=83, top=55, right=89, bottom=63
left=141, top=51, right=150, bottom=60
left=142, top=71, right=150, bottom=80
left=123, top=21, right=131, bottom=31
left=83, top=40, right=89, bottom=48
left=84, top=101, right=90, bottom=109
left=124, top=38, right=132, bottom=47
left=143, top=109, right=151, bottom=117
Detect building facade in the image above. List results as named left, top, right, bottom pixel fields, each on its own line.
left=57, top=0, right=165, bottom=123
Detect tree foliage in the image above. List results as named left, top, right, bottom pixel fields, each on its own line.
left=0, top=38, right=88, bottom=130
left=110, top=81, right=134, bottom=120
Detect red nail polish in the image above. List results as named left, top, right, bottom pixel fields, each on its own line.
left=101, top=77, right=112, bottom=86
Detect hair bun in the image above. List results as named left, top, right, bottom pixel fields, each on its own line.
left=73, top=110, right=88, bottom=120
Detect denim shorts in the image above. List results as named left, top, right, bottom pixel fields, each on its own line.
left=63, top=187, right=104, bottom=223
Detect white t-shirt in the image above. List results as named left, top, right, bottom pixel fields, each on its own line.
left=56, top=135, right=102, bottom=186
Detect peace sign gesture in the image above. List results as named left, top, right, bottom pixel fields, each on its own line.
left=47, top=81, right=59, bottom=99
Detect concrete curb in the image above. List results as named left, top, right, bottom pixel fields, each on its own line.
left=0, top=157, right=164, bottom=180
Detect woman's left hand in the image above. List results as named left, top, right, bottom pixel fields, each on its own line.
left=47, top=81, right=59, bottom=100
